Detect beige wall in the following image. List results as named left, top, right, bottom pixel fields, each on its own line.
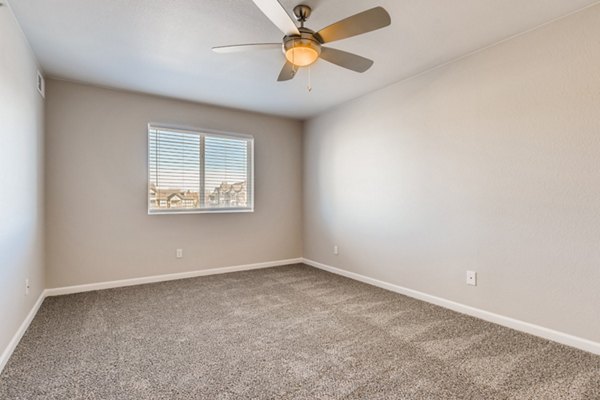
left=0, top=5, right=45, bottom=359
left=45, top=80, right=302, bottom=288
left=303, top=7, right=600, bottom=342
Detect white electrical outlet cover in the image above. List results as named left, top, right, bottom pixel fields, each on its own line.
left=466, top=271, right=477, bottom=286
left=37, top=71, right=45, bottom=98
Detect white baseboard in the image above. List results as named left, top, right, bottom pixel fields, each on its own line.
left=302, top=258, right=600, bottom=356
left=3, top=257, right=597, bottom=378
left=45, top=258, right=303, bottom=297
left=0, top=290, right=47, bottom=374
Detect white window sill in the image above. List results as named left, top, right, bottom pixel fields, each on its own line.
left=148, top=208, right=254, bottom=215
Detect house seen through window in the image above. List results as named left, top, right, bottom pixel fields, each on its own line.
left=148, top=125, right=253, bottom=213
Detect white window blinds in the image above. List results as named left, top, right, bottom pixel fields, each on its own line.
left=148, top=126, right=253, bottom=214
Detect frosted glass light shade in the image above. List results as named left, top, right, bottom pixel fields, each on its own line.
left=285, top=46, right=319, bottom=67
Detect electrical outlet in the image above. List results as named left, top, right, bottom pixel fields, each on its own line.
left=37, top=71, right=45, bottom=98
left=176, top=249, right=183, bottom=259
left=333, top=245, right=339, bottom=256
left=25, top=278, right=30, bottom=295
left=466, top=271, right=477, bottom=286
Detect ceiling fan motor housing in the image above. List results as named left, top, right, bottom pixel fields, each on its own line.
left=283, top=28, right=322, bottom=67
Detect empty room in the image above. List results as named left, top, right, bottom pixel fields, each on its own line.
left=1, top=0, right=599, bottom=398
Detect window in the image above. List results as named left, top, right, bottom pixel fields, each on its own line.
left=148, top=125, right=253, bottom=214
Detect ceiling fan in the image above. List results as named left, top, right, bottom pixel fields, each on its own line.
left=212, top=0, right=391, bottom=81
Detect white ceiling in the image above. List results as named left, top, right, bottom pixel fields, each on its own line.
left=8, top=0, right=599, bottom=119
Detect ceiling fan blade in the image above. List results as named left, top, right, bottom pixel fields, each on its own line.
left=277, top=61, right=297, bottom=81
left=319, top=47, right=374, bottom=73
left=252, top=0, right=300, bottom=36
left=212, top=43, right=281, bottom=53
left=315, top=7, right=391, bottom=44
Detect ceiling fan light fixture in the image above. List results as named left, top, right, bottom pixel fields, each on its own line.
left=284, top=37, right=321, bottom=67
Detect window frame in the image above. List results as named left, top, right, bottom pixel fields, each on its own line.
left=147, top=123, right=254, bottom=215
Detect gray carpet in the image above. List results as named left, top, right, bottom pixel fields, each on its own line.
left=1, top=264, right=599, bottom=399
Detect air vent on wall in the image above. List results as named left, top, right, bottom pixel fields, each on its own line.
left=36, top=70, right=45, bottom=98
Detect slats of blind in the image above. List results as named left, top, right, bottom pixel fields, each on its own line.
left=149, top=129, right=201, bottom=192
left=205, top=136, right=249, bottom=209
left=148, top=127, right=252, bottom=212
